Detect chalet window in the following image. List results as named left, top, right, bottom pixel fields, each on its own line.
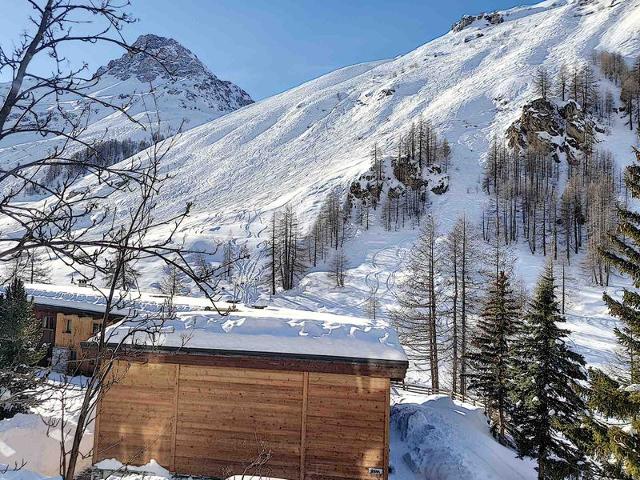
left=42, top=314, right=55, bottom=330
left=64, top=319, right=72, bottom=333
left=92, top=323, right=101, bottom=334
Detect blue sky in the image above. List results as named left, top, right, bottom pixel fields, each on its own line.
left=0, top=0, right=539, bottom=100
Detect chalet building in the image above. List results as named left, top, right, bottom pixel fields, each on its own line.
left=21, top=284, right=127, bottom=374
left=33, top=303, right=118, bottom=374
left=92, top=308, right=408, bottom=480
left=26, top=282, right=219, bottom=375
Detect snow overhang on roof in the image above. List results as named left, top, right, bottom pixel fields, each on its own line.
left=100, top=306, right=408, bottom=367
left=21, top=282, right=222, bottom=316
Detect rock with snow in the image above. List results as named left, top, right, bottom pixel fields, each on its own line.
left=506, top=98, right=602, bottom=164
left=0, top=34, right=253, bottom=186
left=96, top=34, right=253, bottom=112
left=452, top=12, right=504, bottom=32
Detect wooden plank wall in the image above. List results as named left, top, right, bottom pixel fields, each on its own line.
left=94, top=361, right=177, bottom=468
left=175, top=366, right=304, bottom=479
left=55, top=313, right=101, bottom=354
left=95, top=362, right=390, bottom=480
left=305, top=373, right=389, bottom=480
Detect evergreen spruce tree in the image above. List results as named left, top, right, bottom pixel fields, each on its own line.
left=510, top=263, right=587, bottom=480
left=0, top=278, right=46, bottom=419
left=585, top=147, right=640, bottom=479
left=466, top=270, right=520, bottom=442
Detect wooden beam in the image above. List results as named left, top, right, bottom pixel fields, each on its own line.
left=383, top=379, right=390, bottom=480
left=171, top=364, right=180, bottom=472
left=95, top=349, right=408, bottom=380
left=300, top=372, right=309, bottom=480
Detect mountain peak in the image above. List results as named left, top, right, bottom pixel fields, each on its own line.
left=97, top=34, right=210, bottom=83
left=94, top=33, right=253, bottom=112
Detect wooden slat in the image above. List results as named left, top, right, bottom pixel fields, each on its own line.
left=94, top=361, right=176, bottom=469
left=175, top=364, right=303, bottom=480
left=384, top=381, right=390, bottom=480
left=300, top=371, right=309, bottom=480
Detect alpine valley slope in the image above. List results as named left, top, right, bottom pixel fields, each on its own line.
left=75, top=0, right=640, bottom=241
left=13, top=0, right=640, bottom=366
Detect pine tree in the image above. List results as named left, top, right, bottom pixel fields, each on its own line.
left=510, top=263, right=587, bottom=480
left=466, top=271, right=520, bottom=441
left=585, top=147, right=640, bottom=479
left=0, top=278, right=46, bottom=419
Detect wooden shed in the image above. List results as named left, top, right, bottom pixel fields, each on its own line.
left=92, top=307, right=408, bottom=480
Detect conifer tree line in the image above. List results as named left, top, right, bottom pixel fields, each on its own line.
left=267, top=118, right=452, bottom=293
left=583, top=146, right=640, bottom=480
left=392, top=207, right=593, bottom=478
left=597, top=51, right=640, bottom=133
left=395, top=148, right=640, bottom=479
left=267, top=192, right=351, bottom=292
left=482, top=53, right=634, bottom=286
left=392, top=214, right=484, bottom=396
left=482, top=140, right=619, bottom=284
left=37, top=137, right=160, bottom=193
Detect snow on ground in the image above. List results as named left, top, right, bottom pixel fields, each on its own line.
left=2, top=1, right=640, bottom=478
left=11, top=0, right=633, bottom=381
left=390, top=389, right=536, bottom=480
left=0, top=375, right=93, bottom=478
left=0, top=385, right=534, bottom=480
left=13, top=0, right=637, bottom=287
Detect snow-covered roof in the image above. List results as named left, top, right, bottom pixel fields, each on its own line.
left=22, top=282, right=407, bottom=363
left=103, top=306, right=408, bottom=363
left=22, top=282, right=224, bottom=316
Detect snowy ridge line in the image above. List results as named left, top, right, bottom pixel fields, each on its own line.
left=392, top=381, right=484, bottom=408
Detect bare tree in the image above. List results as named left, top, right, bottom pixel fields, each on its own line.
left=0, top=3, right=234, bottom=479
left=444, top=215, right=482, bottom=396
left=392, top=216, right=442, bottom=389
left=329, top=247, right=348, bottom=288
left=269, top=206, right=306, bottom=291
left=364, top=285, right=381, bottom=320
left=534, top=66, right=552, bottom=100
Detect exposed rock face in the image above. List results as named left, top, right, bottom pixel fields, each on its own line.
left=96, top=34, right=253, bottom=111
left=452, top=12, right=504, bottom=32
left=349, top=155, right=449, bottom=215
left=506, top=98, right=602, bottom=164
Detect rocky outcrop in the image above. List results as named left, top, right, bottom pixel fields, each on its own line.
left=349, top=155, right=449, bottom=214
left=452, top=12, right=504, bottom=32
left=506, top=98, right=602, bottom=164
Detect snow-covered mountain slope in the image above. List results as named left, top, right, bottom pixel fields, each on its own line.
left=89, top=0, right=639, bottom=237
left=0, top=34, right=252, bottom=166
left=8, top=0, right=640, bottom=370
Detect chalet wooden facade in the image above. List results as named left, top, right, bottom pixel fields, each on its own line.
left=92, top=309, right=408, bottom=480
left=33, top=303, right=119, bottom=374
